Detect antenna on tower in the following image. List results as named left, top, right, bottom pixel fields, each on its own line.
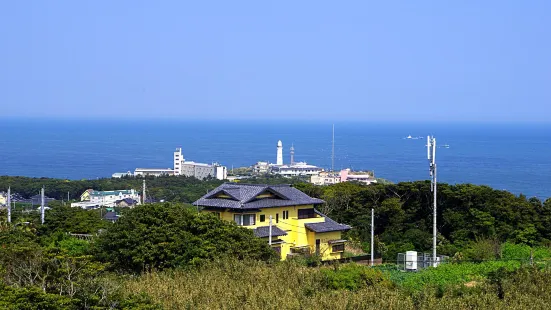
left=331, top=124, right=335, bottom=172
left=427, top=135, right=438, bottom=267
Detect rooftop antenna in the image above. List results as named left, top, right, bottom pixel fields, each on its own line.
left=40, top=186, right=45, bottom=224
left=7, top=187, right=11, bottom=223
left=427, top=135, right=437, bottom=267
left=331, top=124, right=335, bottom=172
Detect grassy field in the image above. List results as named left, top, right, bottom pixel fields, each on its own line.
left=123, top=259, right=551, bottom=310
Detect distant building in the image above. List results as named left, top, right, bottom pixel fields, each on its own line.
left=74, top=189, right=140, bottom=208
left=115, top=198, right=138, bottom=207
left=310, top=169, right=378, bottom=186
left=310, top=172, right=341, bottom=186
left=340, top=169, right=377, bottom=185
left=80, top=189, right=93, bottom=201
left=103, top=211, right=119, bottom=222
left=173, top=148, right=227, bottom=180
left=272, top=162, right=323, bottom=177
left=134, top=168, right=174, bottom=177
left=112, top=171, right=133, bottom=178
left=252, top=161, right=271, bottom=174
left=0, top=192, right=7, bottom=206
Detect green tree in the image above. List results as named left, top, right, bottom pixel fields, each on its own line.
left=93, top=203, right=277, bottom=273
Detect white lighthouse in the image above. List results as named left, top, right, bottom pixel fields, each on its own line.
left=276, top=140, right=283, bottom=166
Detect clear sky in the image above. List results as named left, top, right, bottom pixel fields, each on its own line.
left=1, top=1, right=549, bottom=122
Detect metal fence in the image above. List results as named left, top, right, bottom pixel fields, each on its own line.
left=397, top=252, right=448, bottom=271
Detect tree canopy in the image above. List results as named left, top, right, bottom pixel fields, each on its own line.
left=93, top=203, right=278, bottom=272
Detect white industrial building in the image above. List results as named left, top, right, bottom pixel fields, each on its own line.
left=252, top=161, right=270, bottom=174
left=173, top=148, right=227, bottom=180
left=310, top=169, right=378, bottom=186
left=112, top=171, right=133, bottom=178
left=134, top=168, right=174, bottom=177
left=271, top=162, right=324, bottom=177
left=310, top=172, right=341, bottom=186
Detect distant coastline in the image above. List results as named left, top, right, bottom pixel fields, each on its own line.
left=1, top=120, right=550, bottom=199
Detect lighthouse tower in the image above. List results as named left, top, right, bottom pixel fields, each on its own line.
left=276, top=140, right=283, bottom=165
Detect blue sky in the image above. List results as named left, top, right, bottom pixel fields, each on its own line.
left=1, top=1, right=550, bottom=122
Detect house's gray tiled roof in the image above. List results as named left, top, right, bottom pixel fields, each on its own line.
left=194, top=183, right=324, bottom=210
left=103, top=212, right=119, bottom=221
left=253, top=226, right=288, bottom=238
left=304, top=210, right=351, bottom=233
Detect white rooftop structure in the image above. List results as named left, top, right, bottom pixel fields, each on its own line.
left=134, top=168, right=174, bottom=177
left=271, top=162, right=323, bottom=177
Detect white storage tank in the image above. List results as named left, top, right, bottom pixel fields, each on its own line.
left=405, top=251, right=418, bottom=271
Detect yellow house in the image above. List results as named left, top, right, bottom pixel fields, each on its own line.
left=80, top=189, right=93, bottom=201
left=194, top=183, right=350, bottom=261
left=0, top=193, right=6, bottom=206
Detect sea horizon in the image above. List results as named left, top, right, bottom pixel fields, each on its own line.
left=1, top=119, right=550, bottom=200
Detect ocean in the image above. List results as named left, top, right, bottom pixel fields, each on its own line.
left=0, top=119, right=550, bottom=200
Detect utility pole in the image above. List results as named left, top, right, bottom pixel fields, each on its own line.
left=142, top=179, right=146, bottom=204
left=427, top=136, right=437, bottom=267
left=269, top=215, right=273, bottom=245
left=41, top=186, right=45, bottom=225
left=371, top=208, right=374, bottom=267
left=7, top=187, right=11, bottom=223
left=67, top=191, right=70, bottom=202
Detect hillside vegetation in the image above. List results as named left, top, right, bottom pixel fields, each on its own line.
left=1, top=176, right=551, bottom=308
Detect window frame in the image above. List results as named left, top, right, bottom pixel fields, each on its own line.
left=283, top=210, right=289, bottom=220
left=234, top=213, right=256, bottom=226
left=259, top=214, right=266, bottom=222
left=298, top=208, right=316, bottom=219
left=332, top=243, right=345, bottom=252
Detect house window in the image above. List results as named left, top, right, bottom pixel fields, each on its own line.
left=283, top=210, right=289, bottom=220
left=276, top=213, right=279, bottom=223
left=298, top=208, right=315, bottom=219
left=332, top=243, right=345, bottom=252
left=233, top=214, right=256, bottom=226
left=260, top=214, right=265, bottom=222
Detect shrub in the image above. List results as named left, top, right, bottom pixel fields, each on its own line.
left=93, top=204, right=278, bottom=272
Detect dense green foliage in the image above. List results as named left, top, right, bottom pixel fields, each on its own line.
left=93, top=203, right=278, bottom=272
left=296, top=181, right=551, bottom=260
left=3, top=176, right=551, bottom=308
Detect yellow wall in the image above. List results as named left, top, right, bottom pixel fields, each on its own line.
left=80, top=191, right=91, bottom=201
left=203, top=205, right=345, bottom=261
left=0, top=195, right=6, bottom=205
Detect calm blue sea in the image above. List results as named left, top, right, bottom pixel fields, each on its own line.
left=0, top=119, right=550, bottom=200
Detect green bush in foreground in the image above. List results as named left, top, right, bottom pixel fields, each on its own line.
left=93, top=204, right=278, bottom=272
left=322, top=263, right=393, bottom=291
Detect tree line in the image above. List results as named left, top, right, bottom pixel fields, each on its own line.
left=295, top=181, right=551, bottom=260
